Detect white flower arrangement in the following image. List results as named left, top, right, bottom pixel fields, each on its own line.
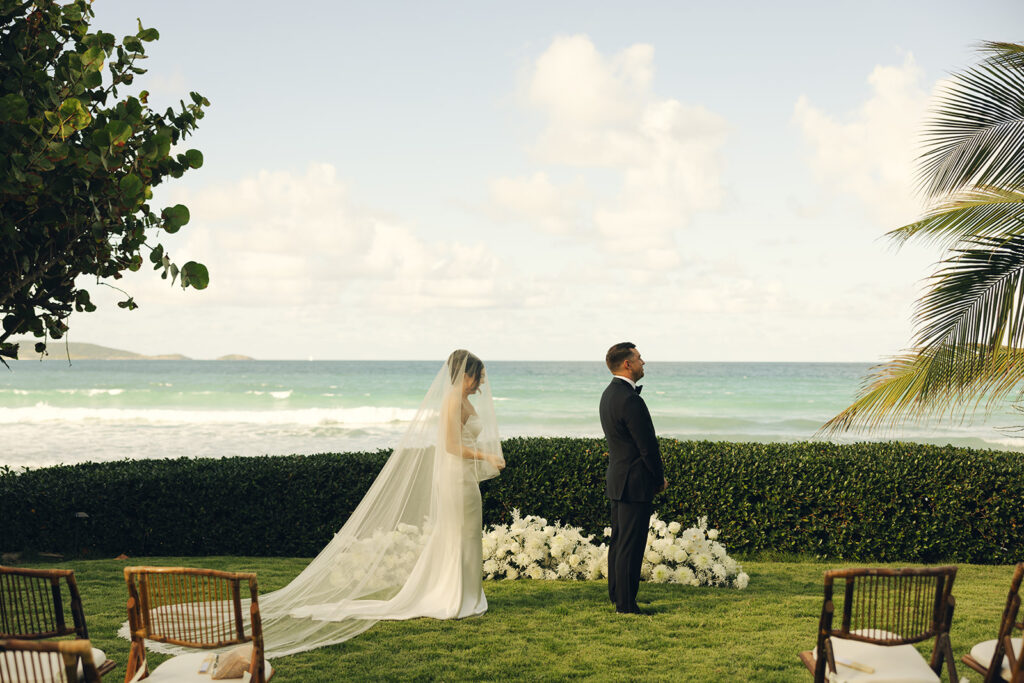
left=482, top=510, right=749, bottom=589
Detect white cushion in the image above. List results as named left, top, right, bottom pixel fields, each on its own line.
left=813, top=631, right=939, bottom=683
left=144, top=651, right=273, bottom=683
left=969, top=637, right=1024, bottom=681
left=0, top=647, right=107, bottom=682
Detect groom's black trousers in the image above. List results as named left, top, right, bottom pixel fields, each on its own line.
left=608, top=499, right=653, bottom=612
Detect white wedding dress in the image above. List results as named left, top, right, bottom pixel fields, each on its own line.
left=120, top=354, right=502, bottom=659
left=287, top=413, right=488, bottom=622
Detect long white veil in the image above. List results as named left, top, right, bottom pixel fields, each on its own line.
left=121, top=352, right=504, bottom=659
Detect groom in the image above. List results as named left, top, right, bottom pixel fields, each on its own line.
left=600, top=342, right=667, bottom=615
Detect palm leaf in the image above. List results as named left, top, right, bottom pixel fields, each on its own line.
left=919, top=43, right=1024, bottom=197
left=825, top=41, right=1024, bottom=435
left=819, top=345, right=1024, bottom=435
left=888, top=185, right=1024, bottom=248
left=980, top=41, right=1024, bottom=70
left=914, top=234, right=1024, bottom=358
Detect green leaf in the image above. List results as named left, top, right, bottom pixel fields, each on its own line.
left=180, top=261, right=209, bottom=290
left=136, top=19, right=159, bottom=42
left=74, top=290, right=96, bottom=313
left=119, top=173, right=143, bottom=198
left=0, top=94, right=28, bottom=122
left=58, top=98, right=92, bottom=131
left=153, top=132, right=171, bottom=159
left=106, top=120, right=132, bottom=146
left=184, top=149, right=203, bottom=168
left=122, top=35, right=143, bottom=53
left=82, top=46, right=105, bottom=71
left=160, top=204, right=190, bottom=233
left=82, top=69, right=102, bottom=88
left=149, top=243, right=164, bottom=264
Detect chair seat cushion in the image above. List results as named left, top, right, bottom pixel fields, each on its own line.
left=969, top=637, right=1023, bottom=681
left=814, top=637, right=939, bottom=682
left=0, top=646, right=107, bottom=682
left=144, top=651, right=273, bottom=683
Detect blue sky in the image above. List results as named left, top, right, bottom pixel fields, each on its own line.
left=66, top=1, right=1024, bottom=361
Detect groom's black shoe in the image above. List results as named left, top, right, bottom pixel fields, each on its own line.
left=615, top=606, right=648, bottom=615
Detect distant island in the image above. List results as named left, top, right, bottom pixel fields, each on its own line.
left=8, top=339, right=254, bottom=361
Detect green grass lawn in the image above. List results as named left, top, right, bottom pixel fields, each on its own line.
left=19, top=556, right=1017, bottom=681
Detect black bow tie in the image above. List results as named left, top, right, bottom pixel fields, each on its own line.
left=635, top=385, right=642, bottom=395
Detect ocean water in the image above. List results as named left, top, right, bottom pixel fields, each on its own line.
left=1, top=360, right=1022, bottom=469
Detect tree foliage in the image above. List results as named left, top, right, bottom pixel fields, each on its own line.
left=823, top=41, right=1024, bottom=434
left=0, top=0, right=209, bottom=363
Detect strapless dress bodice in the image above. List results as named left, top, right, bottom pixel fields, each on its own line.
left=462, top=414, right=482, bottom=447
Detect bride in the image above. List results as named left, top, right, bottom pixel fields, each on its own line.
left=249, top=349, right=504, bottom=657
left=120, top=350, right=505, bottom=659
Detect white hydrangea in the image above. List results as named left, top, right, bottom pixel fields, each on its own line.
left=480, top=509, right=748, bottom=589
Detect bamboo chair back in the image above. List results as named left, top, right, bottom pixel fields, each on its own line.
left=0, top=567, right=87, bottom=641
left=0, top=638, right=101, bottom=683
left=124, top=567, right=262, bottom=649
left=963, top=562, right=1024, bottom=683
left=822, top=566, right=957, bottom=645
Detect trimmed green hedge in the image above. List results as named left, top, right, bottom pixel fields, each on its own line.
left=2, top=439, right=1021, bottom=563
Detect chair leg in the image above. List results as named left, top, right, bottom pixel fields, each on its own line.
left=940, top=634, right=958, bottom=682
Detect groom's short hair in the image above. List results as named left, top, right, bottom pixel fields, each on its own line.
left=606, top=342, right=636, bottom=371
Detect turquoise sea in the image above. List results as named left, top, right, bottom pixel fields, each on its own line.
left=2, top=360, right=1022, bottom=469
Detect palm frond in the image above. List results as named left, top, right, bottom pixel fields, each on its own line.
left=919, top=52, right=1024, bottom=197
left=825, top=41, right=1024, bottom=436
left=819, top=345, right=1024, bottom=435
left=979, top=41, right=1024, bottom=70
left=916, top=234, right=1024, bottom=350
left=888, top=186, right=1024, bottom=247
left=909, top=235, right=1024, bottom=396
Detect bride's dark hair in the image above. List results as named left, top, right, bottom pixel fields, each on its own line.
left=448, top=349, right=484, bottom=384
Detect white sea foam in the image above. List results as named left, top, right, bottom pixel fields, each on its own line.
left=270, top=390, right=292, bottom=399
left=55, top=388, right=126, bottom=396
left=0, top=403, right=417, bottom=427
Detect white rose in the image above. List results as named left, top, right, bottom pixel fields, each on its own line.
left=603, top=527, right=612, bottom=537
left=707, top=528, right=719, bottom=540
left=735, top=572, right=750, bottom=589
left=651, top=564, right=671, bottom=583
left=667, top=521, right=682, bottom=535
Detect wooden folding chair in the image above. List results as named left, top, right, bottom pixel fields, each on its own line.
left=0, top=566, right=114, bottom=676
left=962, top=562, right=1024, bottom=682
left=123, top=566, right=273, bottom=682
left=0, top=638, right=101, bottom=682
left=799, top=566, right=958, bottom=682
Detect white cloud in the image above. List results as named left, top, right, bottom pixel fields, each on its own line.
left=488, top=172, right=586, bottom=235
left=491, top=35, right=729, bottom=269
left=154, top=163, right=509, bottom=311
left=793, top=53, right=935, bottom=226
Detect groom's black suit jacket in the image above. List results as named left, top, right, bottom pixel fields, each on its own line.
left=600, top=378, right=664, bottom=503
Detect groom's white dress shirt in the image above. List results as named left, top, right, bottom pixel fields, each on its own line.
left=612, top=374, right=636, bottom=390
